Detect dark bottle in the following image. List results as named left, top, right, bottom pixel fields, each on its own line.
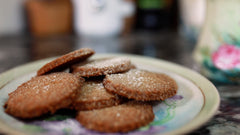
left=135, top=0, right=176, bottom=31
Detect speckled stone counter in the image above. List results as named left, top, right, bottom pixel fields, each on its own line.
left=188, top=90, right=240, bottom=135
left=0, top=32, right=239, bottom=135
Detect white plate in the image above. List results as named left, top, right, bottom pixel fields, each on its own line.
left=0, top=54, right=220, bottom=135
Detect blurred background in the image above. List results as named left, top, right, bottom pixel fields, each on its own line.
left=0, top=0, right=206, bottom=72
left=1, top=1, right=240, bottom=135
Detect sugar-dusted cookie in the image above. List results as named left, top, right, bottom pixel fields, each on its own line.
left=37, top=48, right=95, bottom=76
left=73, top=79, right=121, bottom=111
left=5, top=72, right=84, bottom=118
left=76, top=101, right=154, bottom=133
left=71, top=57, right=131, bottom=77
left=103, top=69, right=178, bottom=101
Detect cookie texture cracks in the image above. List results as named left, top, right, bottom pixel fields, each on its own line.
left=103, top=69, right=178, bottom=101
left=76, top=101, right=154, bottom=133
left=37, top=48, right=95, bottom=76
left=73, top=80, right=121, bottom=111
left=71, top=57, right=131, bottom=77
left=5, top=72, right=84, bottom=118
left=3, top=47, right=180, bottom=133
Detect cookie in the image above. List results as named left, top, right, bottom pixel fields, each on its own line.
left=73, top=79, right=121, bottom=111
left=37, top=48, right=95, bottom=76
left=5, top=72, right=84, bottom=118
left=76, top=101, right=154, bottom=133
left=71, top=57, right=131, bottom=77
left=103, top=69, right=178, bottom=101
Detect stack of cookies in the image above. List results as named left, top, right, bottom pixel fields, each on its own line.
left=4, top=48, right=178, bottom=133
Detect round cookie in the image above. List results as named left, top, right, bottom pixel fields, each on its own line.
left=73, top=80, right=121, bottom=111
left=5, top=72, right=84, bottom=119
left=103, top=69, right=178, bottom=101
left=37, top=48, right=95, bottom=76
left=76, top=101, right=154, bottom=133
left=71, top=57, right=131, bottom=77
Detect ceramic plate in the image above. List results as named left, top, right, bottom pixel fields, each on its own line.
left=0, top=54, right=220, bottom=135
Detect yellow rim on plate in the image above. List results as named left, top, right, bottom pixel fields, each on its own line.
left=0, top=54, right=220, bottom=135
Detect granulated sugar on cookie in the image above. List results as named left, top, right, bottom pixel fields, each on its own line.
left=76, top=101, right=154, bottom=133
left=103, top=69, right=178, bottom=101
left=3, top=47, right=180, bottom=134
left=5, top=72, right=84, bottom=118
left=37, top=48, right=95, bottom=76
left=71, top=57, right=131, bottom=77
left=73, top=79, right=121, bottom=111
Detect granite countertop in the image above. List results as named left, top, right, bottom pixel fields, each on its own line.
left=0, top=32, right=239, bottom=135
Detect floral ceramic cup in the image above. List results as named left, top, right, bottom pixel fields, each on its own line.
left=194, top=0, right=240, bottom=84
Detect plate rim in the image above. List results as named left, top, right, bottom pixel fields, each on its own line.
left=0, top=54, right=220, bottom=135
